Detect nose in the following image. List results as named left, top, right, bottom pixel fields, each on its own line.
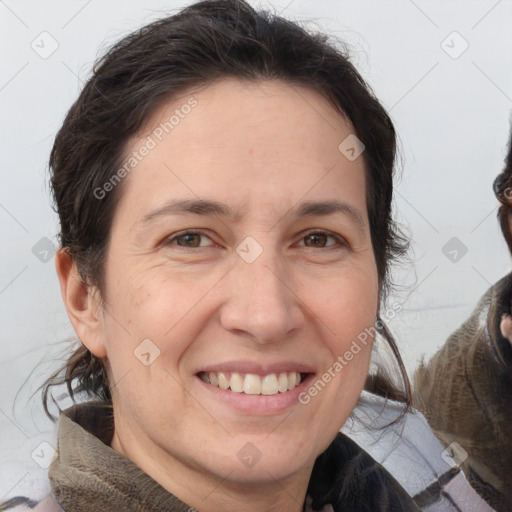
left=219, top=248, right=304, bottom=345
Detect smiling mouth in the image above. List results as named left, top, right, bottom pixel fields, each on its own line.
left=197, top=371, right=309, bottom=395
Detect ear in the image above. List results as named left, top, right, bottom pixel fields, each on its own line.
left=55, top=247, right=107, bottom=358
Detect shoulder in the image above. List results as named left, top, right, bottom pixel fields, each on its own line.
left=342, top=391, right=496, bottom=511
left=309, top=427, right=420, bottom=511
left=0, top=495, right=63, bottom=512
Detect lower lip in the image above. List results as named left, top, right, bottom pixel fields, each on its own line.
left=194, top=373, right=316, bottom=415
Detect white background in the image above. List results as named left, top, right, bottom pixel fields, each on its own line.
left=1, top=0, right=511, bottom=501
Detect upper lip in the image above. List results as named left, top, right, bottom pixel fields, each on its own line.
left=195, top=361, right=315, bottom=376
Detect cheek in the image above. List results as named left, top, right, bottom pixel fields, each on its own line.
left=109, top=264, right=200, bottom=335
left=102, top=282, right=193, bottom=420
left=313, top=270, right=379, bottom=342
left=103, top=270, right=211, bottom=377
left=299, top=275, right=377, bottom=435
left=310, top=269, right=378, bottom=399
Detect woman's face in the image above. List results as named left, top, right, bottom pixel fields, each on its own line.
left=86, top=78, right=378, bottom=503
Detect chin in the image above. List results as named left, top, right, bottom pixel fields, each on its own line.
left=194, top=435, right=317, bottom=485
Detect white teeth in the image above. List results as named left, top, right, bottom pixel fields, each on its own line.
left=278, top=372, right=288, bottom=393
left=209, top=372, right=219, bottom=386
left=261, top=374, right=279, bottom=395
left=243, top=374, right=261, bottom=394
left=287, top=372, right=295, bottom=390
left=200, top=371, right=305, bottom=395
left=218, top=371, right=230, bottom=390
left=229, top=372, right=244, bottom=393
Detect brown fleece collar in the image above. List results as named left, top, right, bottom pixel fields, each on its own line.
left=48, top=403, right=193, bottom=512
left=48, top=399, right=417, bottom=511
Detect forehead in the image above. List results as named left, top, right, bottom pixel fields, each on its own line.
left=114, top=77, right=367, bottom=225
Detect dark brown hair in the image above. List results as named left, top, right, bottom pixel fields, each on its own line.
left=42, top=0, right=411, bottom=420
left=494, top=124, right=512, bottom=254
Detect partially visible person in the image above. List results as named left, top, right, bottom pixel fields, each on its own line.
left=414, top=127, right=512, bottom=512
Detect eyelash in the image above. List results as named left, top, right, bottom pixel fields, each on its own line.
left=163, top=229, right=347, bottom=250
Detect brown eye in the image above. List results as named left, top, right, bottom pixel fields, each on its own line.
left=300, top=231, right=344, bottom=249
left=165, top=231, right=214, bottom=248
left=176, top=233, right=201, bottom=247
left=304, top=232, right=328, bottom=248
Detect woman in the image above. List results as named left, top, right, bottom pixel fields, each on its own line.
left=0, top=0, right=490, bottom=510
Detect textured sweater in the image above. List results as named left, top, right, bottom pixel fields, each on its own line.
left=414, top=272, right=512, bottom=511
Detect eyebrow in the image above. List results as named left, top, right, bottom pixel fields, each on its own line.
left=138, top=198, right=366, bottom=232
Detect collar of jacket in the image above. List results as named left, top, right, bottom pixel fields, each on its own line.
left=48, top=400, right=419, bottom=512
